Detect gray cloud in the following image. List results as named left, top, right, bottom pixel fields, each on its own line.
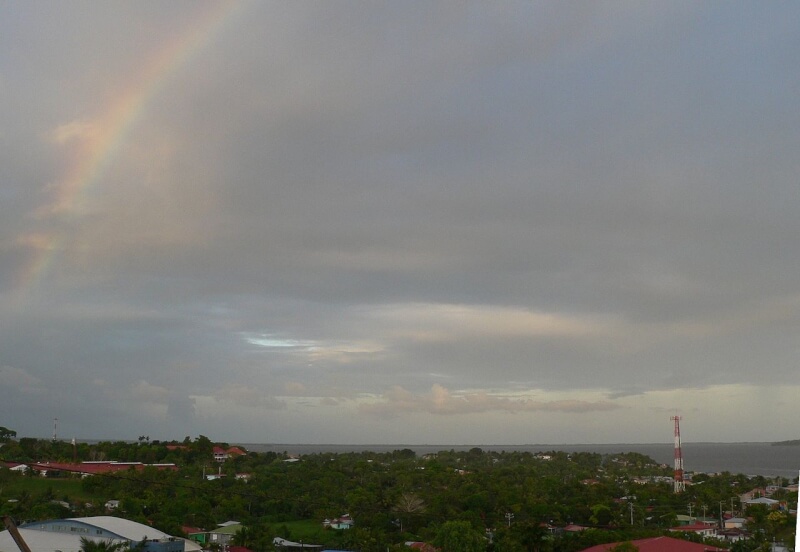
left=358, top=384, right=621, bottom=419
left=2, top=2, right=800, bottom=443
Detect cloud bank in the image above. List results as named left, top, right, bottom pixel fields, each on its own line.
left=1, top=2, right=800, bottom=444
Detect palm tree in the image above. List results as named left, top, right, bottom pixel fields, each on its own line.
left=394, top=492, right=426, bottom=532
left=231, top=525, right=252, bottom=548
left=79, top=537, right=130, bottom=552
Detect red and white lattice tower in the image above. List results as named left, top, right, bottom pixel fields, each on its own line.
left=671, top=415, right=685, bottom=493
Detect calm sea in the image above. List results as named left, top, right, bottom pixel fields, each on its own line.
left=243, top=442, right=800, bottom=479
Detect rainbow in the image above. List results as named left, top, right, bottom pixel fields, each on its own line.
left=16, top=0, right=246, bottom=297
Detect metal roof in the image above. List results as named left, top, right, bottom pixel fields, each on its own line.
left=0, top=528, right=123, bottom=552
left=67, top=517, right=173, bottom=541
left=3, top=517, right=182, bottom=552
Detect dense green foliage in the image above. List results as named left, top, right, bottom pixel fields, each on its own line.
left=1, top=432, right=797, bottom=551
left=0, top=426, right=16, bottom=442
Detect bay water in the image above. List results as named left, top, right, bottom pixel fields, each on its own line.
left=244, top=442, right=800, bottom=478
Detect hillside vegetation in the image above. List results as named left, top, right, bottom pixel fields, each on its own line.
left=1, top=433, right=797, bottom=551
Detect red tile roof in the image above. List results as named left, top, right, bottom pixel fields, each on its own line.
left=25, top=461, right=177, bottom=475
left=406, top=543, right=439, bottom=552
left=580, top=536, right=726, bottom=552
left=670, top=522, right=718, bottom=533
left=212, top=446, right=245, bottom=455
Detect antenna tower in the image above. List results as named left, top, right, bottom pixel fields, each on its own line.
left=53, top=417, right=58, bottom=442
left=671, top=415, right=685, bottom=493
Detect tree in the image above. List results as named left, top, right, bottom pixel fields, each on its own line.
left=590, top=504, right=613, bottom=526
left=231, top=526, right=253, bottom=548
left=433, top=520, right=485, bottom=552
left=79, top=537, right=129, bottom=552
left=513, top=521, right=549, bottom=552
left=394, top=492, right=426, bottom=532
left=0, top=426, right=16, bottom=442
left=193, top=435, right=214, bottom=457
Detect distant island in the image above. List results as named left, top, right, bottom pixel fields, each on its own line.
left=771, top=439, right=800, bottom=446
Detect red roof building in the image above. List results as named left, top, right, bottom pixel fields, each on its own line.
left=580, top=536, right=727, bottom=552
left=669, top=522, right=718, bottom=538
left=405, top=542, right=439, bottom=552
left=563, top=524, right=589, bottom=532
left=213, top=446, right=247, bottom=462
left=16, top=461, right=177, bottom=476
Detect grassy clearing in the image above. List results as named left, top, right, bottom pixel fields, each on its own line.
left=0, top=474, right=95, bottom=502
left=271, top=519, right=330, bottom=543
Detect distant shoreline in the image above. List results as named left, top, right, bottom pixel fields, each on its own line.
left=66, top=439, right=790, bottom=447
left=771, top=439, right=800, bottom=446
left=241, top=441, right=785, bottom=448
left=16, top=438, right=800, bottom=476
left=241, top=442, right=800, bottom=477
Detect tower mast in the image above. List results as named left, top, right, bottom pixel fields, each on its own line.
left=671, top=415, right=685, bottom=493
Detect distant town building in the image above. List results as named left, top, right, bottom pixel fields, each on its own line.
left=668, top=522, right=718, bottom=538
left=213, top=446, right=246, bottom=462
left=322, top=514, right=354, bottom=530
left=104, top=499, right=120, bottom=511
left=206, top=522, right=243, bottom=546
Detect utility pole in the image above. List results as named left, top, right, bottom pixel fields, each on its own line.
left=505, top=512, right=514, bottom=527
left=629, top=502, right=634, bottom=525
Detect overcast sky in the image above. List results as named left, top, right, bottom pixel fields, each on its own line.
left=2, top=2, right=799, bottom=445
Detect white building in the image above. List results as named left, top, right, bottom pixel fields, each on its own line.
left=0, top=516, right=185, bottom=552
